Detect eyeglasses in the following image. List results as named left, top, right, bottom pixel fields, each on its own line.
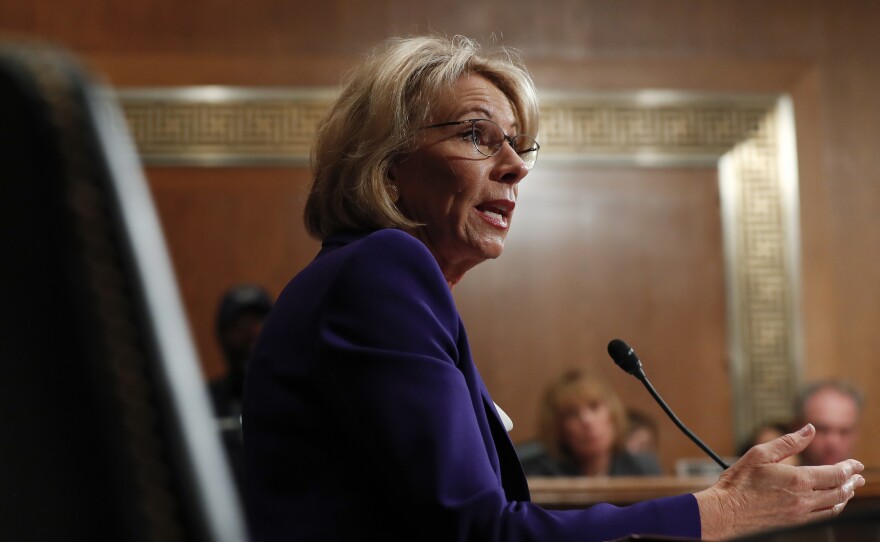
left=422, top=118, right=541, bottom=170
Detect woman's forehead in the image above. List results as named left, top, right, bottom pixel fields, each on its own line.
left=430, top=73, right=517, bottom=126
left=556, top=384, right=605, bottom=408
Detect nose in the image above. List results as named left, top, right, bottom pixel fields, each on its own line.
left=492, top=141, right=529, bottom=185
left=576, top=407, right=598, bottom=426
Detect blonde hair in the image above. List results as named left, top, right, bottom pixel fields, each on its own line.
left=537, top=369, right=629, bottom=460
left=304, top=35, right=540, bottom=239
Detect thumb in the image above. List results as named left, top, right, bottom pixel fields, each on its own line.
left=762, top=423, right=814, bottom=463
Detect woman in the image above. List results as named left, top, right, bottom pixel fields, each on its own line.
left=243, top=35, right=864, bottom=541
left=520, top=369, right=662, bottom=477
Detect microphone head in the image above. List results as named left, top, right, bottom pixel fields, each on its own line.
left=607, top=339, right=644, bottom=377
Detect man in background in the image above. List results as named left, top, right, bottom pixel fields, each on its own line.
left=796, top=380, right=863, bottom=466
left=210, top=284, right=273, bottom=490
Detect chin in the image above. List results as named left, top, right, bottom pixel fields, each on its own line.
left=479, top=237, right=507, bottom=260
left=483, top=248, right=503, bottom=260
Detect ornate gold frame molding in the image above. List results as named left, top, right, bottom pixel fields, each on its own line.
left=115, top=87, right=802, bottom=443
left=115, top=87, right=334, bottom=166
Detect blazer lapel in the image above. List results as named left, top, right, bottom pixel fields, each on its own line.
left=482, top=394, right=531, bottom=502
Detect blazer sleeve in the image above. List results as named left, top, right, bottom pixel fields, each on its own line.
left=312, top=230, right=701, bottom=542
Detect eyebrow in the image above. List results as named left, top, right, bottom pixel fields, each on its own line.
left=463, top=106, right=493, bottom=119
left=443, top=105, right=491, bottom=122
left=451, top=107, right=521, bottom=131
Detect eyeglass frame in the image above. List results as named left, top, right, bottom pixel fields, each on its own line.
left=421, top=118, right=541, bottom=170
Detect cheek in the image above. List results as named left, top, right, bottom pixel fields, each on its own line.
left=448, top=167, right=485, bottom=203
left=561, top=419, right=582, bottom=438
left=597, top=413, right=615, bottom=436
left=439, top=174, right=486, bottom=228
left=419, top=159, right=480, bottom=213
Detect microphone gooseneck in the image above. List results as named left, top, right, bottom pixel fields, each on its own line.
left=607, top=339, right=730, bottom=471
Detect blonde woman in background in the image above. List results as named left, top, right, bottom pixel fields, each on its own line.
left=520, top=368, right=662, bottom=477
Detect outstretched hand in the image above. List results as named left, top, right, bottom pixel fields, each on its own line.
left=694, top=423, right=865, bottom=540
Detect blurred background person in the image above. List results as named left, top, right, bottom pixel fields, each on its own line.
left=210, top=283, right=273, bottom=490
left=212, top=283, right=274, bottom=417
left=519, top=368, right=662, bottom=477
left=625, top=409, right=660, bottom=458
left=738, top=420, right=800, bottom=466
left=796, top=379, right=863, bottom=466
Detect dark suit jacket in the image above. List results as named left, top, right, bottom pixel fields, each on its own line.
left=243, top=229, right=700, bottom=541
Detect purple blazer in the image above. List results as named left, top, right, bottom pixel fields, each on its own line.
left=242, top=229, right=700, bottom=541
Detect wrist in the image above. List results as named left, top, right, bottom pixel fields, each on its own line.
left=694, top=486, right=733, bottom=541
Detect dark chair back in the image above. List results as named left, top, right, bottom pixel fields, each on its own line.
left=0, top=40, right=248, bottom=541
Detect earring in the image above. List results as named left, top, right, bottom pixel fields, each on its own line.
left=388, top=184, right=399, bottom=203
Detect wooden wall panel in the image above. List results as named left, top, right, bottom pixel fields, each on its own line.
left=455, top=165, right=730, bottom=472
left=145, top=166, right=320, bottom=380
left=3, top=0, right=879, bottom=465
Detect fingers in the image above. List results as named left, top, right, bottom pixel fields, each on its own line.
left=806, top=474, right=864, bottom=522
left=804, top=460, right=865, bottom=489
left=805, top=473, right=865, bottom=514
left=807, top=501, right=848, bottom=522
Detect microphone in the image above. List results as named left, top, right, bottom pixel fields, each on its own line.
left=607, top=338, right=730, bottom=470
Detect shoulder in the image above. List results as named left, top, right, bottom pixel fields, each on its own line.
left=358, top=227, right=426, bottom=250
left=337, top=230, right=445, bottom=290
left=331, top=229, right=439, bottom=277
left=324, top=229, right=458, bottom=329
left=334, top=228, right=430, bottom=256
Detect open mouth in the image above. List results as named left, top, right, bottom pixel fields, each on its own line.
left=476, top=200, right=514, bottom=228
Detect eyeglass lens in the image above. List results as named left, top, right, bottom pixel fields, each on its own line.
left=471, top=120, right=538, bottom=168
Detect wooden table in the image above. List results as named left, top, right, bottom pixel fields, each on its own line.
left=527, top=469, right=880, bottom=513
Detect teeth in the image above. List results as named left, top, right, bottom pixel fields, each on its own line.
left=483, top=210, right=503, bottom=219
